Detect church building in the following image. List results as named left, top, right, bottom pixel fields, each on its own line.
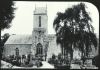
left=3, top=6, right=98, bottom=61
left=3, top=7, right=61, bottom=61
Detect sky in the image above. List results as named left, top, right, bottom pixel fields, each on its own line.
left=1, top=1, right=99, bottom=37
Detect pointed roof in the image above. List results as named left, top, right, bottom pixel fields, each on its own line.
left=5, top=34, right=32, bottom=44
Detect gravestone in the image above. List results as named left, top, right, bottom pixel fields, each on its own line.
left=82, top=55, right=98, bottom=69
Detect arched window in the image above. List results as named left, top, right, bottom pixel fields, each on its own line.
left=39, top=16, right=41, bottom=27
left=36, top=43, right=43, bottom=55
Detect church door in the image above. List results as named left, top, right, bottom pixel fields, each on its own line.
left=36, top=43, right=43, bottom=59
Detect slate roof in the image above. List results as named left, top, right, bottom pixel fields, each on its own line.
left=5, top=34, right=32, bottom=44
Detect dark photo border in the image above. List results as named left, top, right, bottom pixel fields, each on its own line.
left=0, top=0, right=99, bottom=70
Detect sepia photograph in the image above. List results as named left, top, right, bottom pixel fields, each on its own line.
left=0, top=1, right=99, bottom=69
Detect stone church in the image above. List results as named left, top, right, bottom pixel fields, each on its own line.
left=3, top=7, right=98, bottom=61
left=3, top=7, right=61, bottom=61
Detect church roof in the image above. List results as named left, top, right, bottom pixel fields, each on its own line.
left=5, top=34, right=32, bottom=44
left=34, top=7, right=47, bottom=14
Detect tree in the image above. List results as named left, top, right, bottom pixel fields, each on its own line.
left=1, top=33, right=10, bottom=57
left=53, top=3, right=97, bottom=64
left=0, top=1, right=15, bottom=61
left=0, top=1, right=15, bottom=30
left=1, top=33, right=10, bottom=44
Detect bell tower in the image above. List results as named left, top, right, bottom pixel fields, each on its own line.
left=33, top=6, right=48, bottom=34
left=31, top=6, right=48, bottom=58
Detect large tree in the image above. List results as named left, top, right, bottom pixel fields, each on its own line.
left=0, top=1, right=15, bottom=30
left=0, top=1, right=15, bottom=60
left=53, top=3, right=97, bottom=64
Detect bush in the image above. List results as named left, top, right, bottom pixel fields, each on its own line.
left=92, top=55, right=100, bottom=68
left=73, top=59, right=82, bottom=65
left=48, top=58, right=58, bottom=65
left=27, top=63, right=34, bottom=67
left=54, top=64, right=70, bottom=69
left=52, top=54, right=56, bottom=60
left=48, top=58, right=52, bottom=64
left=5, top=56, right=11, bottom=63
left=58, top=53, right=62, bottom=60
left=25, top=59, right=29, bottom=65
left=36, top=60, right=43, bottom=67
left=11, top=60, right=21, bottom=66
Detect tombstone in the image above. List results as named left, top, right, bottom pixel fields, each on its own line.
left=22, top=55, right=25, bottom=64
left=28, top=52, right=35, bottom=65
left=82, top=55, right=98, bottom=69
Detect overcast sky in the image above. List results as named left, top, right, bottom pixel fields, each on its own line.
left=1, top=1, right=99, bottom=37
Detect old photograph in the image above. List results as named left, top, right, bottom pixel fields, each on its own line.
left=0, top=1, right=99, bottom=69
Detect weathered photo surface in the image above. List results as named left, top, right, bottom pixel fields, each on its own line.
left=0, top=1, right=99, bottom=69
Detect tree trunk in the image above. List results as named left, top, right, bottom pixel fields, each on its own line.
left=61, top=46, right=63, bottom=57
left=62, top=43, right=64, bottom=59
left=70, top=43, right=73, bottom=60
left=82, top=52, right=85, bottom=65
left=70, top=50, right=73, bottom=61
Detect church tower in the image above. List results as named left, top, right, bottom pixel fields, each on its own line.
left=31, top=6, right=48, bottom=60
left=33, top=6, right=48, bottom=34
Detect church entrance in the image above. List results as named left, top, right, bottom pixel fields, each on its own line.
left=36, top=43, right=43, bottom=60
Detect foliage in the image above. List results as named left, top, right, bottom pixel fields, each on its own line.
left=1, top=33, right=10, bottom=44
left=53, top=3, right=97, bottom=61
left=36, top=60, right=43, bottom=67
left=48, top=54, right=57, bottom=65
left=58, top=53, right=62, bottom=60
left=52, top=54, right=56, bottom=59
left=92, top=55, right=100, bottom=67
left=27, top=63, right=34, bottom=67
left=0, top=0, right=15, bottom=61
left=0, top=1, right=16, bottom=30
left=48, top=53, right=71, bottom=66
left=1, top=33, right=10, bottom=58
left=2, top=55, right=21, bottom=66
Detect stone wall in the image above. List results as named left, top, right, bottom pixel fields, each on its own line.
left=47, top=37, right=61, bottom=60
left=3, top=44, right=32, bottom=57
